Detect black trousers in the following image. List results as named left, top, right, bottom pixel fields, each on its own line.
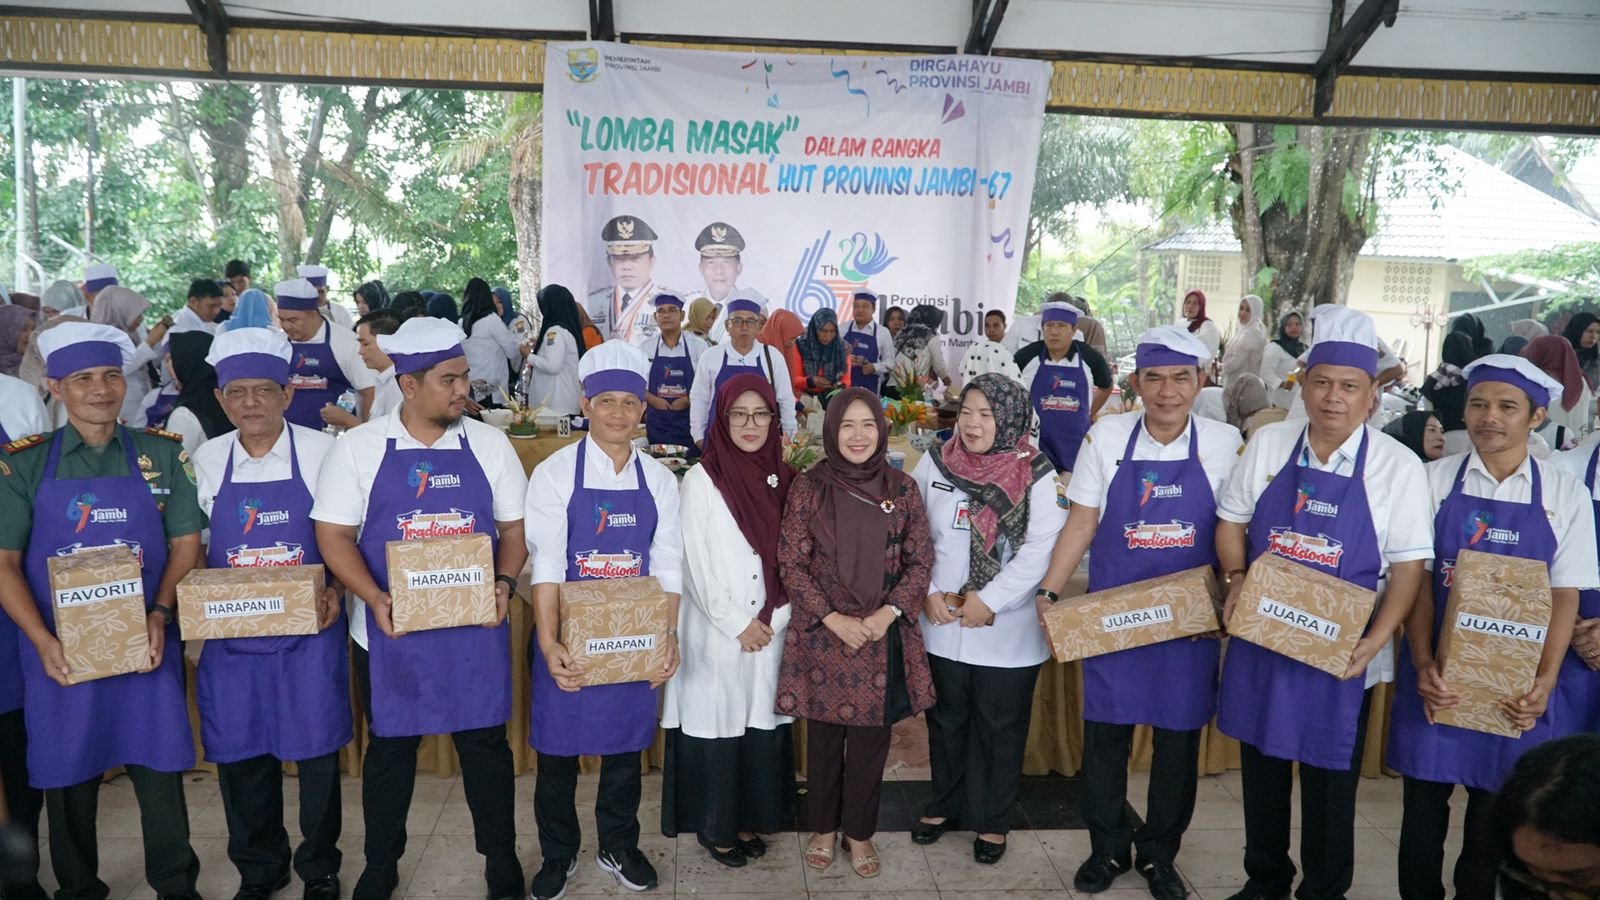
left=353, top=646, right=521, bottom=894
left=0, top=709, right=43, bottom=897
left=660, top=726, right=793, bottom=848
left=1238, top=689, right=1372, bottom=900
left=1397, top=778, right=1495, bottom=900
left=534, top=752, right=641, bottom=860
left=1081, top=720, right=1202, bottom=865
left=924, top=656, right=1040, bottom=836
left=46, top=767, right=198, bottom=900
left=216, top=752, right=341, bottom=887
left=805, top=721, right=892, bottom=842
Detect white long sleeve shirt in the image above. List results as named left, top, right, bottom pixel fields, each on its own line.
left=688, top=342, right=797, bottom=442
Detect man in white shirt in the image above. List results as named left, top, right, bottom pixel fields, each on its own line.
left=312, top=318, right=527, bottom=900
left=842, top=291, right=895, bottom=395
left=643, top=293, right=709, bottom=453
left=323, top=309, right=403, bottom=430
left=297, top=264, right=355, bottom=330
left=277, top=278, right=375, bottom=431
left=1214, top=306, right=1432, bottom=900
left=169, top=279, right=225, bottom=336
left=688, top=295, right=797, bottom=443
left=1036, top=326, right=1242, bottom=900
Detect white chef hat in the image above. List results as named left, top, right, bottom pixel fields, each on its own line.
left=1041, top=299, right=1082, bottom=327
left=1134, top=324, right=1213, bottom=369
left=1305, top=305, right=1378, bottom=376
left=206, top=327, right=293, bottom=386
left=37, top=322, right=134, bottom=379
left=1463, top=354, right=1563, bottom=411
left=578, top=338, right=650, bottom=400
left=83, top=262, right=119, bottom=293
left=274, top=278, right=320, bottom=312
left=723, top=288, right=766, bottom=318
left=295, top=264, right=330, bottom=288
left=377, top=316, right=466, bottom=376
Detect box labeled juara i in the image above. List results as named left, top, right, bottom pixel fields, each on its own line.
left=1433, top=548, right=1553, bottom=738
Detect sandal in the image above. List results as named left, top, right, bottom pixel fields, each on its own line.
left=805, top=833, right=837, bottom=870
left=847, top=839, right=880, bottom=878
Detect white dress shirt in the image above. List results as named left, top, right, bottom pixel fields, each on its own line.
left=164, top=406, right=208, bottom=458
left=1191, top=319, right=1222, bottom=358
left=523, top=435, right=682, bottom=595
left=1259, top=342, right=1300, bottom=409
left=370, top=366, right=402, bottom=419
left=912, top=452, right=1067, bottom=667
left=464, top=314, right=524, bottom=398
left=194, top=423, right=333, bottom=520
left=1002, top=315, right=1042, bottom=352
left=842, top=320, right=895, bottom=372
left=523, top=328, right=581, bottom=416
left=1067, top=412, right=1243, bottom=510
left=169, top=305, right=220, bottom=336
left=644, top=332, right=710, bottom=369
left=1193, top=386, right=1228, bottom=424
left=688, top=342, right=798, bottom=442
left=660, top=465, right=793, bottom=738
left=294, top=320, right=377, bottom=394
left=0, top=373, right=49, bottom=440
left=322, top=301, right=355, bottom=331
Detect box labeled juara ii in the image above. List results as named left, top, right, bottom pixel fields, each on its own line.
left=1229, top=551, right=1378, bottom=677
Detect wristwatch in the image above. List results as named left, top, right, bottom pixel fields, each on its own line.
left=1035, top=588, right=1059, bottom=604
left=494, top=574, right=519, bottom=592
left=888, top=605, right=904, bottom=618
left=149, top=604, right=174, bottom=625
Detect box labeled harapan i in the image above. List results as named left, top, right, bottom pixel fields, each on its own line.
left=46, top=546, right=151, bottom=685
left=385, top=533, right=496, bottom=634
left=1229, top=551, right=1377, bottom=677
left=176, top=565, right=324, bottom=641
left=560, top=575, right=673, bottom=686
left=1433, top=548, right=1552, bottom=738
left=1043, top=565, right=1222, bottom=662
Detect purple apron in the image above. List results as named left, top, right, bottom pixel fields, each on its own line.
left=1217, top=429, right=1381, bottom=770
left=1552, top=447, right=1600, bottom=734
left=1388, top=457, right=1559, bottom=791
left=19, top=428, right=195, bottom=788
left=1084, top=418, right=1221, bottom=731
left=286, top=321, right=353, bottom=431
left=144, top=389, right=180, bottom=430
left=529, top=439, right=659, bottom=757
left=357, top=431, right=511, bottom=738
left=645, top=338, right=696, bottom=456
left=196, top=427, right=352, bottom=763
left=1031, top=354, right=1092, bottom=473
left=0, top=422, right=20, bottom=716
left=844, top=323, right=881, bottom=395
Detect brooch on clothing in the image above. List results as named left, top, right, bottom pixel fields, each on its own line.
left=767, top=473, right=779, bottom=488
left=879, top=499, right=896, bottom=514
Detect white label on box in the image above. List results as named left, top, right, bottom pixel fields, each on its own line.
left=404, top=567, right=487, bottom=590
left=585, top=634, right=656, bottom=654
left=203, top=597, right=286, bottom=619
left=1101, top=604, right=1174, bottom=632
left=1258, top=597, right=1340, bottom=640
left=55, top=578, right=143, bottom=608
left=1455, top=612, right=1547, bottom=644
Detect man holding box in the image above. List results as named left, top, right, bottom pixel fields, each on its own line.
left=192, top=328, right=348, bottom=900
left=312, top=317, right=528, bottom=900
left=524, top=340, right=682, bottom=900
left=1032, top=325, right=1241, bottom=899
left=1387, top=355, right=1597, bottom=900
left=0, top=321, right=203, bottom=900
left=1214, top=306, right=1432, bottom=900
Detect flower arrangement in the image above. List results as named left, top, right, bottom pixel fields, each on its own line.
left=890, top=361, right=927, bottom=403
left=883, top=396, right=932, bottom=437
left=492, top=385, right=543, bottom=437
left=783, top=430, right=823, bottom=472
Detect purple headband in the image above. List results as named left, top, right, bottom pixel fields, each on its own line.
left=303, top=275, right=327, bottom=288
left=84, top=276, right=118, bottom=293
left=853, top=291, right=877, bottom=304
left=724, top=297, right=762, bottom=316
left=390, top=345, right=465, bottom=376
left=1042, top=307, right=1079, bottom=326
left=653, top=293, right=684, bottom=309
left=46, top=341, right=122, bottom=380
left=1305, top=340, right=1378, bottom=377
left=1467, top=365, right=1550, bottom=410
left=584, top=369, right=647, bottom=401
left=1135, top=343, right=1199, bottom=369
left=216, top=353, right=289, bottom=387
left=276, top=294, right=320, bottom=311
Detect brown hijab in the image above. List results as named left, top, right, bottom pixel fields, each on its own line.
left=807, top=387, right=906, bottom=612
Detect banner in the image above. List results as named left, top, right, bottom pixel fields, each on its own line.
left=541, top=42, right=1048, bottom=374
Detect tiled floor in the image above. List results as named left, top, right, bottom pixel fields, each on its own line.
left=26, top=766, right=1468, bottom=900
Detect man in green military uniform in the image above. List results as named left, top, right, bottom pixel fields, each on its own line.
left=0, top=321, right=205, bottom=900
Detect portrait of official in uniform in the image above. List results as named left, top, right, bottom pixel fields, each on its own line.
left=694, top=221, right=744, bottom=305
left=587, top=214, right=670, bottom=348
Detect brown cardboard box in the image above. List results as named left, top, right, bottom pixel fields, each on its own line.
left=176, top=565, right=325, bottom=641
left=1433, top=548, right=1553, bottom=738
left=385, top=533, right=497, bottom=634
left=1229, top=551, right=1378, bottom=677
left=560, top=576, right=673, bottom=686
left=1043, top=566, right=1222, bottom=662
left=46, top=547, right=151, bottom=684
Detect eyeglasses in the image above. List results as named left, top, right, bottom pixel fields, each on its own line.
left=726, top=316, right=763, bottom=328
left=728, top=409, right=774, bottom=427
left=1499, top=863, right=1600, bottom=900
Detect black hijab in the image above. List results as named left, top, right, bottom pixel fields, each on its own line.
left=1272, top=311, right=1306, bottom=359
left=1381, top=411, right=1437, bottom=463
left=536, top=284, right=587, bottom=358
left=460, top=278, right=498, bottom=334
left=1450, top=313, right=1493, bottom=360
left=170, top=331, right=232, bottom=439
left=1563, top=312, right=1600, bottom=371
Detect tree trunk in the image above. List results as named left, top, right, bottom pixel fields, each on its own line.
left=83, top=93, right=97, bottom=254
left=1232, top=122, right=1267, bottom=295
left=508, top=106, right=542, bottom=326
left=196, top=85, right=255, bottom=219
left=304, top=89, right=407, bottom=265
left=261, top=85, right=306, bottom=274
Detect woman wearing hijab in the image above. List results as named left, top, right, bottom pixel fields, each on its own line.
left=90, top=285, right=170, bottom=426
left=1381, top=411, right=1445, bottom=463
left=1182, top=289, right=1221, bottom=358
left=353, top=280, right=389, bottom=317
left=1524, top=335, right=1595, bottom=448
left=425, top=291, right=459, bottom=323
left=909, top=373, right=1063, bottom=863
left=776, top=389, right=934, bottom=878
left=687, top=297, right=720, bottom=343
left=1423, top=332, right=1477, bottom=434
left=890, top=305, right=953, bottom=399
left=757, top=309, right=806, bottom=396
left=226, top=288, right=277, bottom=332
left=1259, top=310, right=1305, bottom=408
left=1562, top=312, right=1600, bottom=392
left=0, top=304, right=39, bottom=378
left=662, top=374, right=797, bottom=868
left=1450, top=313, right=1495, bottom=359
left=164, top=331, right=231, bottom=456
left=1222, top=295, right=1269, bottom=388
left=1222, top=372, right=1277, bottom=436
left=460, top=277, right=525, bottom=402
left=388, top=291, right=428, bottom=321
left=519, top=284, right=585, bottom=415
left=41, top=279, right=81, bottom=317
left=794, top=308, right=852, bottom=405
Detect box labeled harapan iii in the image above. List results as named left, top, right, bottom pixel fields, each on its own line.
left=385, top=533, right=497, bottom=634
left=1043, top=565, right=1222, bottom=662
left=176, top=565, right=325, bottom=641
left=46, top=546, right=151, bottom=685
left=1433, top=548, right=1553, bottom=738
left=1229, top=551, right=1377, bottom=677
left=560, top=575, right=673, bottom=686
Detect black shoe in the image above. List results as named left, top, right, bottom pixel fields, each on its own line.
left=351, top=866, right=399, bottom=900
left=1221, top=889, right=1289, bottom=900
left=232, top=875, right=290, bottom=900
left=738, top=835, right=767, bottom=859
left=910, top=817, right=959, bottom=845
left=597, top=847, right=658, bottom=892
left=1073, top=852, right=1132, bottom=893
left=2, top=884, right=50, bottom=900
left=302, top=875, right=340, bottom=900
left=529, top=858, right=576, bottom=900
left=973, top=837, right=1006, bottom=865
left=696, top=834, right=747, bottom=868
left=1137, top=860, right=1188, bottom=900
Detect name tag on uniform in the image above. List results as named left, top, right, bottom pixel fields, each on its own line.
left=931, top=480, right=954, bottom=492
left=953, top=500, right=971, bottom=531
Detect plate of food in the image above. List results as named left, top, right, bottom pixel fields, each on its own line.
left=648, top=443, right=689, bottom=458
left=658, top=456, right=690, bottom=473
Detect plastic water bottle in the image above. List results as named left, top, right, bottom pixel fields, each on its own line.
left=325, top=391, right=360, bottom=435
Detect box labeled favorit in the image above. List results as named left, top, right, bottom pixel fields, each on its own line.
left=1043, top=565, right=1222, bottom=662
left=385, top=533, right=497, bottom=634
left=1229, top=551, right=1378, bottom=677
left=176, top=565, right=325, bottom=641
left=1433, top=548, right=1553, bottom=738
left=560, top=575, right=673, bottom=686
left=46, top=546, right=151, bottom=685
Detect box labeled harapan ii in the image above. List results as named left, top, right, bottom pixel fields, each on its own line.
left=176, top=565, right=325, bottom=641
left=560, top=575, right=673, bottom=686
left=46, top=546, right=151, bottom=685
left=1229, top=551, right=1377, bottom=677
left=1434, top=548, right=1553, bottom=738
left=1043, top=565, right=1222, bottom=662
left=385, top=533, right=496, bottom=634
